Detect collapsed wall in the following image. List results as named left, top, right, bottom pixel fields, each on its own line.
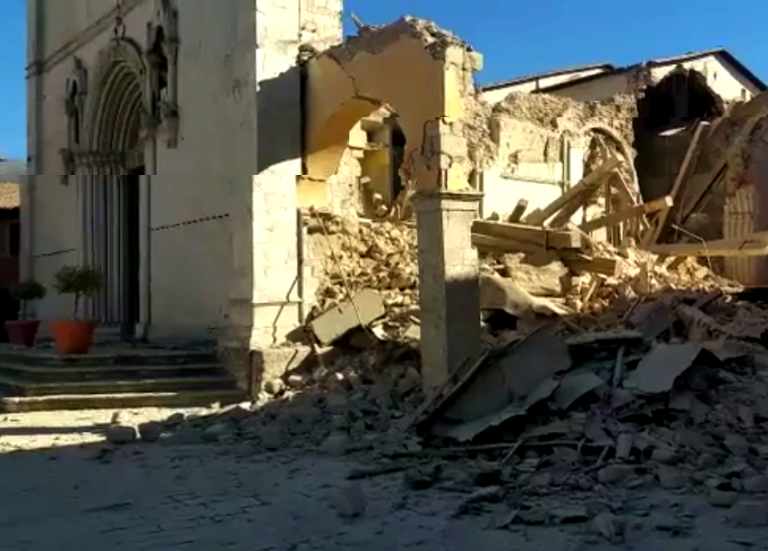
left=481, top=91, right=639, bottom=220
left=492, top=92, right=638, bottom=149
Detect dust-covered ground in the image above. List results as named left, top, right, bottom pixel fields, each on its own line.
left=1, top=407, right=767, bottom=551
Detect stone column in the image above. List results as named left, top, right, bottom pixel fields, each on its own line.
left=413, top=190, right=482, bottom=394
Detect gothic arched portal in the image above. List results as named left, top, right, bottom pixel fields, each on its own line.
left=82, top=38, right=146, bottom=340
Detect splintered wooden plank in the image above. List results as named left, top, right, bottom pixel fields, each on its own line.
left=546, top=184, right=601, bottom=228
left=471, top=233, right=541, bottom=255
left=506, top=199, right=528, bottom=223
left=471, top=220, right=583, bottom=249
left=644, top=121, right=709, bottom=247
left=523, top=156, right=621, bottom=226
left=580, top=195, right=673, bottom=234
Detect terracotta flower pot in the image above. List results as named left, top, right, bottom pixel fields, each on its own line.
left=50, top=319, right=98, bottom=355
left=5, top=320, right=41, bottom=348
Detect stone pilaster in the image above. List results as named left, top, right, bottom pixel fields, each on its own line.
left=220, top=0, right=343, bottom=397
left=413, top=191, right=482, bottom=394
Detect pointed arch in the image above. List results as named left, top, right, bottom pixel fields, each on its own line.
left=86, top=37, right=147, bottom=155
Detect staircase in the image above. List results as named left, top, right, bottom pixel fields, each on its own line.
left=0, top=345, right=245, bottom=412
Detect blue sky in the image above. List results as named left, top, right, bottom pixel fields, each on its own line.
left=1, top=0, right=766, bottom=159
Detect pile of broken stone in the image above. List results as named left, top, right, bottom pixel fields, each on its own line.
left=102, top=213, right=768, bottom=533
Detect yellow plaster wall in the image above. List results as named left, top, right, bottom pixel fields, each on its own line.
left=304, top=33, right=474, bottom=198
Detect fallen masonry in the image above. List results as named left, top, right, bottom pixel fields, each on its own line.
left=95, top=201, right=768, bottom=542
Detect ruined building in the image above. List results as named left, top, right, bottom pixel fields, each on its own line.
left=26, top=0, right=494, bottom=394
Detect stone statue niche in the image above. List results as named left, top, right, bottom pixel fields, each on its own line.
left=145, top=0, right=180, bottom=148
left=60, top=57, right=88, bottom=184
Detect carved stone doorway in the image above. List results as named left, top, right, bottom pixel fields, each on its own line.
left=79, top=38, right=148, bottom=341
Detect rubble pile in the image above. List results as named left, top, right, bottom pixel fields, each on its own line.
left=307, top=212, right=419, bottom=332
left=105, top=343, right=426, bottom=457
left=409, top=290, right=768, bottom=529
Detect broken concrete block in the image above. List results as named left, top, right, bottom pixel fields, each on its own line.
left=597, top=464, right=635, bottom=485
left=319, top=432, right=351, bottom=456
left=552, top=371, right=604, bottom=410
left=657, top=465, right=685, bottom=489
left=727, top=501, right=768, bottom=526
left=710, top=489, right=739, bottom=508
left=593, top=511, right=624, bottom=541
left=334, top=482, right=367, bottom=518
left=628, top=342, right=703, bottom=394
left=106, top=424, right=137, bottom=445
left=137, top=421, right=163, bottom=443
left=651, top=447, right=678, bottom=465
left=309, top=289, right=386, bottom=346
left=743, top=475, right=768, bottom=494
left=202, top=423, right=229, bottom=442
left=615, top=433, right=634, bottom=461
left=551, top=506, right=590, bottom=524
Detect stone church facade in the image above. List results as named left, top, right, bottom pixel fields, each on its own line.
left=26, top=0, right=343, bottom=347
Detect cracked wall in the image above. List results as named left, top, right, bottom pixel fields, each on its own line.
left=481, top=91, right=638, bottom=221
left=302, top=17, right=493, bottom=202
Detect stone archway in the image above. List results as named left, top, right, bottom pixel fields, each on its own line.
left=302, top=18, right=489, bottom=203
left=80, top=38, right=147, bottom=339
left=301, top=18, right=494, bottom=392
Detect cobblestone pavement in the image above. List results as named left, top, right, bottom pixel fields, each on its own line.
left=1, top=409, right=767, bottom=551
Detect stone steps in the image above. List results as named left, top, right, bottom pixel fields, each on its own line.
left=1, top=390, right=245, bottom=413
left=0, top=346, right=245, bottom=412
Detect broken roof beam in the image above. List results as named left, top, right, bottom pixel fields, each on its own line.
left=643, top=232, right=768, bottom=257
left=472, top=219, right=583, bottom=249
left=580, top=195, right=673, bottom=234
left=506, top=199, right=528, bottom=223
left=523, top=156, right=621, bottom=227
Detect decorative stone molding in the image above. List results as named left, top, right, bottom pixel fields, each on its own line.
left=145, top=0, right=180, bottom=148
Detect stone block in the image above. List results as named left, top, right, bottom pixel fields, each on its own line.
left=308, top=289, right=385, bottom=345
left=250, top=345, right=313, bottom=396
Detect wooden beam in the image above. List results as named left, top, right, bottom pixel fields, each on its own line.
left=547, top=185, right=600, bottom=228
left=580, top=195, right=673, bottom=234
left=644, top=232, right=768, bottom=257
left=471, top=234, right=617, bottom=276
left=561, top=254, right=619, bottom=276
left=644, top=121, right=709, bottom=247
left=472, top=219, right=583, bottom=249
left=523, top=156, right=620, bottom=226
left=472, top=233, right=541, bottom=255
left=506, top=199, right=528, bottom=223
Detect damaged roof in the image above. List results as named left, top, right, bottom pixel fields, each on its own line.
left=537, top=48, right=767, bottom=94
left=481, top=62, right=616, bottom=92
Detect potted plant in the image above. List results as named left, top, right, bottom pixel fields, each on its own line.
left=6, top=280, right=47, bottom=347
left=49, top=265, right=103, bottom=354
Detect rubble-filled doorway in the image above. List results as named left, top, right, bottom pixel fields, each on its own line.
left=634, top=68, right=725, bottom=201
left=302, top=18, right=491, bottom=392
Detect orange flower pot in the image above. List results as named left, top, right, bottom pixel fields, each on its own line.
left=5, top=320, right=41, bottom=348
left=50, top=320, right=98, bottom=355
